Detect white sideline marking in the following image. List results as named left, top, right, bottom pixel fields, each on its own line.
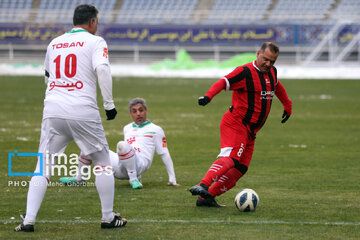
left=2, top=219, right=360, bottom=226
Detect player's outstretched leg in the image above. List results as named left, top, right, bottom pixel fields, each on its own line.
left=117, top=141, right=142, bottom=189
left=101, top=212, right=127, bottom=228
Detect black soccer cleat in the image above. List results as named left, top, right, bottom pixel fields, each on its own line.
left=196, top=197, right=225, bottom=207
left=14, top=223, right=34, bottom=232
left=101, top=212, right=127, bottom=229
left=189, top=183, right=212, bottom=198
left=14, top=213, right=34, bottom=232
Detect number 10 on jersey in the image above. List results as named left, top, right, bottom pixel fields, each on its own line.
left=53, top=54, right=77, bottom=79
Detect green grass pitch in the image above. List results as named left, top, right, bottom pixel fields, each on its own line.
left=0, top=76, right=359, bottom=239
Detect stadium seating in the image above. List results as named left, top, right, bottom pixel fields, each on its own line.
left=330, top=0, right=360, bottom=21
left=36, top=0, right=116, bottom=23
left=206, top=0, right=272, bottom=24
left=268, top=0, right=336, bottom=23
left=0, top=0, right=359, bottom=25
left=116, top=0, right=199, bottom=24
left=0, top=0, right=32, bottom=22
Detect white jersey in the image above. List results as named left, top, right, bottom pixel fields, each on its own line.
left=43, top=28, right=110, bottom=122
left=104, top=120, right=177, bottom=183
left=123, top=120, right=169, bottom=171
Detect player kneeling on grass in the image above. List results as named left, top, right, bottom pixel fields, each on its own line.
left=60, top=98, right=180, bottom=189
left=189, top=42, right=292, bottom=207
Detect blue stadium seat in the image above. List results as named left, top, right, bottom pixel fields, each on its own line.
left=116, top=0, right=198, bottom=24
left=331, top=0, right=360, bottom=21
left=36, top=0, right=116, bottom=23
left=206, top=0, right=272, bottom=24
left=0, top=0, right=32, bottom=22
left=268, top=0, right=336, bottom=23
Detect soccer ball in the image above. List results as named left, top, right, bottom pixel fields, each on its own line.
left=234, top=188, right=259, bottom=212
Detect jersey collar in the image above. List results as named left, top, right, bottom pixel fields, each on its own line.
left=253, top=60, right=261, bottom=72
left=67, top=28, right=88, bottom=34
left=132, top=120, right=151, bottom=128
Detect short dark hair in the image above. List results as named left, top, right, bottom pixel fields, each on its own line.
left=73, top=4, right=98, bottom=26
left=260, top=42, right=280, bottom=54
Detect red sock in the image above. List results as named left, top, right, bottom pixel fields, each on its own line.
left=209, top=168, right=243, bottom=197
left=200, top=157, right=234, bottom=187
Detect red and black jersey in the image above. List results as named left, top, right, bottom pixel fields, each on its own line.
left=205, top=61, right=291, bottom=136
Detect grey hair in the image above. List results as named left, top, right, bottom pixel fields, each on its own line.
left=128, top=98, right=147, bottom=111
left=260, top=42, right=279, bottom=54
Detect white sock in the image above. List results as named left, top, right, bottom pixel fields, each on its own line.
left=117, top=141, right=138, bottom=181
left=24, top=176, right=48, bottom=225
left=95, top=169, right=114, bottom=222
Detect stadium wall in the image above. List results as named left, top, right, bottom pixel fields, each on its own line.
left=1, top=23, right=359, bottom=46
left=0, top=23, right=359, bottom=79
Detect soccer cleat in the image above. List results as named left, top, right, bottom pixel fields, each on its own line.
left=196, top=197, right=225, bottom=207
left=14, top=214, right=34, bottom=232
left=60, top=176, right=84, bottom=185
left=101, top=212, right=127, bottom=229
left=130, top=179, right=143, bottom=189
left=14, top=223, right=34, bottom=232
left=189, top=183, right=212, bottom=198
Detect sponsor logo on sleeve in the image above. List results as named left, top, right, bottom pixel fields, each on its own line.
left=162, top=137, right=167, bottom=148
left=103, top=47, right=108, bottom=58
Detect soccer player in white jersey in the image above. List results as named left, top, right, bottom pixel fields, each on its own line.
left=15, top=5, right=126, bottom=232
left=60, top=98, right=180, bottom=189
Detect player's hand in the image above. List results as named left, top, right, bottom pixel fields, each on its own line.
left=281, top=110, right=290, bottom=123
left=198, top=96, right=210, bottom=106
left=168, top=181, right=180, bottom=187
left=106, top=108, right=117, bottom=120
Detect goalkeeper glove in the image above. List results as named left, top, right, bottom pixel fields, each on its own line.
left=106, top=108, right=117, bottom=120
left=198, top=96, right=211, bottom=106
left=281, top=110, right=290, bottom=123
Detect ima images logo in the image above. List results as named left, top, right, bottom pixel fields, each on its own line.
left=8, top=150, right=43, bottom=176
left=8, top=150, right=112, bottom=179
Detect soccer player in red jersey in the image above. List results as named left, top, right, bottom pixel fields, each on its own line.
left=189, top=42, right=292, bottom=207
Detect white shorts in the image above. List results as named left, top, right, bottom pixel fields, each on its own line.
left=109, top=150, right=149, bottom=180
left=35, top=118, right=110, bottom=179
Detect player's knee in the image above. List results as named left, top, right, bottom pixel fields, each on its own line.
left=213, top=157, right=235, bottom=171
left=231, top=158, right=248, bottom=175
left=237, top=164, right=248, bottom=175
left=116, top=141, right=131, bottom=155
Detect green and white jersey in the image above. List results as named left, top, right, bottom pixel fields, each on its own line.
left=123, top=120, right=169, bottom=171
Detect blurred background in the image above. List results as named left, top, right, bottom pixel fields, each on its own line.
left=0, top=0, right=359, bottom=78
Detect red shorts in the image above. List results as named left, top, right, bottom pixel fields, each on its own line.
left=218, top=112, right=255, bottom=167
